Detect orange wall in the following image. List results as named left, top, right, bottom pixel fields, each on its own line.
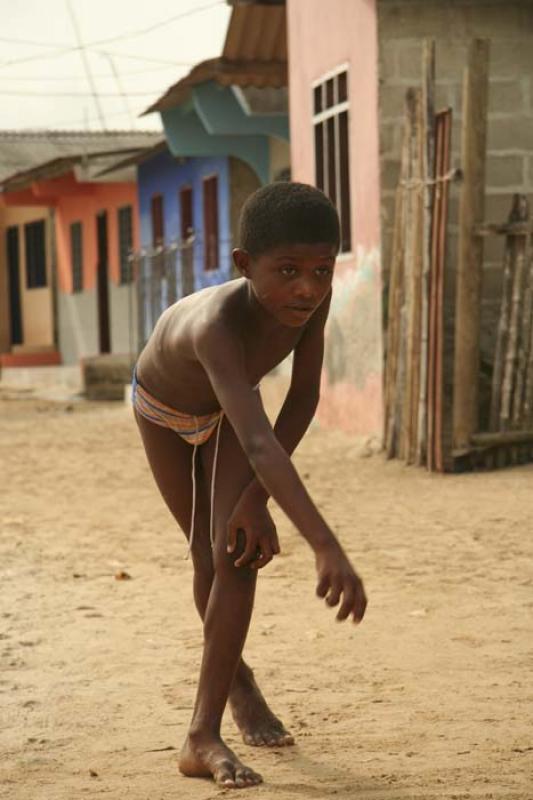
left=54, top=181, right=139, bottom=294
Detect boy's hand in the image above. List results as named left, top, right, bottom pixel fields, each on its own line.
left=227, top=491, right=280, bottom=570
left=315, top=541, right=367, bottom=623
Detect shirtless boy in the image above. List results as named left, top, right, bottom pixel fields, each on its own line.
left=133, top=182, right=367, bottom=789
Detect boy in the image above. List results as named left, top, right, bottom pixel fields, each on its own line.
left=133, top=182, right=367, bottom=789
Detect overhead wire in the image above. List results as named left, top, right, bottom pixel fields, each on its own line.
left=0, top=1, right=225, bottom=70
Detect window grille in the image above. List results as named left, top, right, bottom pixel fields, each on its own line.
left=70, top=221, right=83, bottom=293
left=312, top=68, right=352, bottom=253
left=24, top=219, right=47, bottom=288
left=203, top=175, right=219, bottom=271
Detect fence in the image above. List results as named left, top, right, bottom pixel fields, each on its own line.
left=384, top=39, right=533, bottom=472
left=128, top=234, right=236, bottom=354
left=130, top=238, right=195, bottom=352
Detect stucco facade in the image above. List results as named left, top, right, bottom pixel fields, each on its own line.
left=287, top=0, right=383, bottom=436
left=2, top=174, right=140, bottom=365
left=0, top=204, right=55, bottom=360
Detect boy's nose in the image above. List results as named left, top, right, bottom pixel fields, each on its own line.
left=294, top=279, right=315, bottom=301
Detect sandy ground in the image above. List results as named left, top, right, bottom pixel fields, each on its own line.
left=1, top=381, right=532, bottom=800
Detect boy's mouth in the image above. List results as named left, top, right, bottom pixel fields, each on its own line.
left=286, top=305, right=314, bottom=313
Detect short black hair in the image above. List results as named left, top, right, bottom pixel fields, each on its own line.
left=238, top=181, right=340, bottom=257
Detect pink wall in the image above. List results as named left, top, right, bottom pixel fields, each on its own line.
left=287, top=0, right=383, bottom=437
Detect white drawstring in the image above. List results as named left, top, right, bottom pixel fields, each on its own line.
left=186, top=413, right=223, bottom=559
left=186, top=417, right=199, bottom=560
left=210, top=414, right=224, bottom=549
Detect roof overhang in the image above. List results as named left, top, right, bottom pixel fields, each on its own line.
left=143, top=1, right=286, bottom=116
left=0, top=147, right=147, bottom=192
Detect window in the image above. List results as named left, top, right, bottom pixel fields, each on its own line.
left=151, top=194, right=164, bottom=247
left=313, top=68, right=352, bottom=253
left=203, top=175, right=219, bottom=271
left=117, top=206, right=133, bottom=284
left=24, top=219, right=47, bottom=288
left=179, top=186, right=193, bottom=241
left=70, top=221, right=83, bottom=293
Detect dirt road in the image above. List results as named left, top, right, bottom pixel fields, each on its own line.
left=1, top=385, right=531, bottom=799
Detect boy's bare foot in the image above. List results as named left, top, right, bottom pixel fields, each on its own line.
left=230, top=682, right=295, bottom=747
left=179, top=732, right=262, bottom=788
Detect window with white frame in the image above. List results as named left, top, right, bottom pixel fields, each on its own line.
left=312, top=67, right=352, bottom=254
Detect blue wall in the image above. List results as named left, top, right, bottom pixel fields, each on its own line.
left=138, top=148, right=232, bottom=289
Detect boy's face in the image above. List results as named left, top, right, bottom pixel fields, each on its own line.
left=233, top=242, right=337, bottom=328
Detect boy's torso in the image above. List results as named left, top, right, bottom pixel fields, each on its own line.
left=136, top=279, right=303, bottom=416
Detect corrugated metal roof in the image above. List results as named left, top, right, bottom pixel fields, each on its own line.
left=223, top=3, right=286, bottom=62
left=0, top=130, right=160, bottom=186
left=143, top=2, right=287, bottom=116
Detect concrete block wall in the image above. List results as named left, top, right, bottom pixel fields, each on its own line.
left=378, top=0, right=533, bottom=371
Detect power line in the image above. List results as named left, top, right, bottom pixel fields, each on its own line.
left=66, top=0, right=106, bottom=129
left=0, top=64, right=187, bottom=82
left=0, top=1, right=224, bottom=70
left=0, top=89, right=163, bottom=97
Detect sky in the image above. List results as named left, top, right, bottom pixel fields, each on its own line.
left=0, top=0, right=232, bottom=131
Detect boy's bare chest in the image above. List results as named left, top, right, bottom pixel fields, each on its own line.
left=243, top=327, right=302, bottom=383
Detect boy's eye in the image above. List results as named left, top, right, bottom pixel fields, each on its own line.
left=315, top=266, right=333, bottom=277
left=280, top=266, right=297, bottom=276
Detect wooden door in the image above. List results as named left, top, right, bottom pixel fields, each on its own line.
left=96, top=211, right=111, bottom=354
left=6, top=226, right=23, bottom=345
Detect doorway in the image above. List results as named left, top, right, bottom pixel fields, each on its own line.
left=6, top=226, right=23, bottom=346
left=96, top=211, right=111, bottom=354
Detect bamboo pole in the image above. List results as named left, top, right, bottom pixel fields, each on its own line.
left=512, top=215, right=532, bottom=427
left=523, top=274, right=533, bottom=425
left=405, top=90, right=425, bottom=465
left=501, top=194, right=529, bottom=430
left=384, top=184, right=405, bottom=457
left=398, top=88, right=420, bottom=461
left=489, top=195, right=525, bottom=431
left=453, top=39, right=490, bottom=450
left=384, top=95, right=411, bottom=458
left=434, top=110, right=452, bottom=472
left=416, top=39, right=436, bottom=466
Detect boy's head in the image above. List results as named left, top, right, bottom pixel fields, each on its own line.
left=238, top=181, right=340, bottom=258
left=234, top=182, right=339, bottom=328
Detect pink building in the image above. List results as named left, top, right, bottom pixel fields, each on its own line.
left=287, top=0, right=382, bottom=436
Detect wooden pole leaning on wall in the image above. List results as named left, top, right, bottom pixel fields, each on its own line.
left=403, top=88, right=425, bottom=465
left=416, top=39, right=436, bottom=466
left=453, top=38, right=490, bottom=450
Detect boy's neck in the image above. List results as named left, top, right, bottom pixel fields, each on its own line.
left=242, top=280, right=286, bottom=336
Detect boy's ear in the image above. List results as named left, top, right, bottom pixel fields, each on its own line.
left=232, top=248, right=251, bottom=278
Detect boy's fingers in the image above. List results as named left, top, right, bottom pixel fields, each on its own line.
left=271, top=531, right=281, bottom=555
left=336, top=585, right=355, bottom=621
left=234, top=537, right=258, bottom=567
left=226, top=523, right=237, bottom=553
left=316, top=575, right=329, bottom=598
left=252, top=540, right=273, bottom=570
left=353, top=585, right=368, bottom=623
left=326, top=581, right=342, bottom=608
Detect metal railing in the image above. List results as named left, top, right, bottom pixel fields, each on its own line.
left=130, top=235, right=234, bottom=353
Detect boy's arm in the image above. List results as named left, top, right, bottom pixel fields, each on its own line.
left=237, top=291, right=330, bottom=510
left=195, top=311, right=366, bottom=624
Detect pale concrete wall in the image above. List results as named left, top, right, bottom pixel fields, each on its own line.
left=269, top=136, right=291, bottom=181
left=57, top=290, right=98, bottom=365
left=0, top=206, right=55, bottom=352
left=378, top=0, right=533, bottom=374
left=287, top=0, right=382, bottom=436
left=109, top=282, right=138, bottom=358
left=229, top=156, right=262, bottom=257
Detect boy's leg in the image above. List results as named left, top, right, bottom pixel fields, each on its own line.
left=136, top=412, right=292, bottom=748
left=179, top=417, right=282, bottom=786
